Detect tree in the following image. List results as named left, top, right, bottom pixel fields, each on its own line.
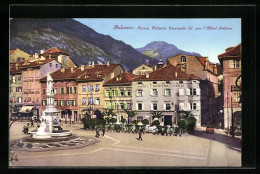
left=121, top=118, right=126, bottom=124
left=152, top=120, right=160, bottom=126
left=132, top=120, right=138, bottom=125
left=177, top=111, right=197, bottom=131
left=142, top=119, right=149, bottom=126
left=151, top=111, right=164, bottom=119
left=124, top=109, right=136, bottom=124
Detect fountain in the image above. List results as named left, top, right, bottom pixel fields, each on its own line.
left=30, top=73, right=72, bottom=139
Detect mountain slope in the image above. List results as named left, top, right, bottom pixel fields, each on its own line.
left=10, top=18, right=157, bottom=70
left=136, top=41, right=202, bottom=62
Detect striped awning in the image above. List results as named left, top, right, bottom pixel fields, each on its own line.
left=19, top=106, right=34, bottom=113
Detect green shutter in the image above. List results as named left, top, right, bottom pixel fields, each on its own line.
left=67, top=87, right=69, bottom=94
left=116, top=89, right=120, bottom=96
left=112, top=103, right=114, bottom=109
left=124, top=103, right=127, bottom=109
left=104, top=89, right=106, bottom=97
left=110, top=90, right=112, bottom=97
left=117, top=103, right=120, bottom=109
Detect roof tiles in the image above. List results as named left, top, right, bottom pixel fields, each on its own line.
left=104, top=72, right=138, bottom=85
left=41, top=47, right=69, bottom=56
left=218, top=44, right=241, bottom=58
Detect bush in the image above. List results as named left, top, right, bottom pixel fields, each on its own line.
left=178, top=120, right=187, bottom=130
left=187, top=116, right=197, bottom=130
left=152, top=120, right=160, bottom=126
left=121, top=118, right=126, bottom=124
left=132, top=120, right=138, bottom=125
left=174, top=127, right=180, bottom=134
left=142, top=119, right=149, bottom=125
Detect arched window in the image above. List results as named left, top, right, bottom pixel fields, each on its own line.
left=181, top=56, right=186, bottom=62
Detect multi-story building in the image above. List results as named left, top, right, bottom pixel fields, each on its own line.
left=39, top=47, right=76, bottom=68
left=103, top=72, right=137, bottom=123
left=165, top=55, right=219, bottom=126
left=218, top=44, right=241, bottom=129
left=40, top=66, right=88, bottom=123
left=19, top=59, right=62, bottom=118
left=132, top=65, right=201, bottom=126
left=9, top=61, right=24, bottom=119
left=77, top=64, right=124, bottom=120
left=10, top=48, right=31, bottom=62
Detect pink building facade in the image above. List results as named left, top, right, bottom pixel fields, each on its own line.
left=218, top=44, right=241, bottom=129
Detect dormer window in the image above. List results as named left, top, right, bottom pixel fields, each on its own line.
left=181, top=56, right=186, bottom=62
left=138, top=82, right=142, bottom=84
left=141, top=72, right=145, bottom=75
left=179, top=81, right=183, bottom=83
left=143, top=67, right=145, bottom=69
left=153, top=82, right=157, bottom=84
left=166, top=81, right=170, bottom=84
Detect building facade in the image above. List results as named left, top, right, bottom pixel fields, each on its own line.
left=20, top=59, right=62, bottom=118
left=103, top=72, right=137, bottom=123
left=165, top=55, right=219, bottom=126
left=218, top=44, right=241, bottom=129
left=77, top=64, right=124, bottom=120
left=132, top=65, right=201, bottom=126
left=10, top=48, right=31, bottom=62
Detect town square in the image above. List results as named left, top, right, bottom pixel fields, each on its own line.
left=9, top=18, right=243, bottom=167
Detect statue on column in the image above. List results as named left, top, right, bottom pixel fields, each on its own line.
left=47, top=73, right=53, bottom=95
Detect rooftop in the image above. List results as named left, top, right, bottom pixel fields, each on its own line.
left=133, top=65, right=200, bottom=81
left=41, top=47, right=69, bottom=56
left=104, top=72, right=138, bottom=85
left=218, top=44, right=241, bottom=58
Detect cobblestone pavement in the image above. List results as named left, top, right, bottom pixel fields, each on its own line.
left=9, top=121, right=241, bottom=167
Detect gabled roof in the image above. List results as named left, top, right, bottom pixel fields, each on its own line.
left=133, top=64, right=154, bottom=71
left=77, top=64, right=123, bottom=82
left=10, top=49, right=17, bottom=56
left=133, top=65, right=200, bottom=81
left=19, top=59, right=59, bottom=69
left=41, top=47, right=69, bottom=56
left=218, top=44, right=241, bottom=58
left=104, top=72, right=138, bottom=86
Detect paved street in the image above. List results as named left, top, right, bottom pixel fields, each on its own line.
left=9, top=121, right=241, bottom=167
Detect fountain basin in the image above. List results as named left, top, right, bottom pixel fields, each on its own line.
left=30, top=130, right=72, bottom=138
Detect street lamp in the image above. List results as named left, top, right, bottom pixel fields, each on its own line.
left=231, top=96, right=234, bottom=138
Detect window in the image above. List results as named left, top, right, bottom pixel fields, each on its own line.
left=74, top=87, right=77, bottom=93
left=61, top=88, right=64, bottom=94
left=82, top=98, right=86, bottom=105
left=233, top=92, right=240, bottom=102
left=82, top=85, right=86, bottom=92
left=138, top=103, right=143, bottom=110
left=112, top=90, right=115, bottom=96
left=67, top=87, right=70, bottom=94
left=166, top=81, right=170, bottom=84
left=141, top=72, right=145, bottom=75
left=179, top=89, right=184, bottom=95
left=153, top=103, right=157, bottom=110
left=120, top=103, right=124, bottom=109
left=127, top=103, right=132, bottom=109
left=152, top=89, right=158, bottom=96
left=229, top=60, right=241, bottom=68
left=74, top=100, right=77, bottom=106
left=95, top=84, right=100, bottom=92
left=12, top=76, right=15, bottom=83
left=120, top=116, right=124, bottom=121
left=95, top=98, right=100, bottom=105
left=54, top=88, right=57, bottom=94
left=179, top=81, right=183, bottom=83
left=193, top=88, right=196, bottom=95
left=88, top=98, right=93, bottom=105
left=181, top=56, right=186, bottom=62
left=55, top=64, right=58, bottom=68
left=42, top=100, right=47, bottom=106
left=166, top=103, right=171, bottom=110
left=137, top=117, right=143, bottom=123
left=138, top=82, right=142, bottom=84
left=49, top=63, right=52, bottom=67
left=18, top=97, right=22, bottom=103
left=137, top=89, right=143, bottom=96
left=179, top=103, right=184, bottom=110
left=54, top=100, right=58, bottom=106
left=105, top=90, right=110, bottom=97
left=43, top=89, right=46, bottom=95
left=153, top=82, right=157, bottom=84
left=120, top=89, right=124, bottom=96
left=127, top=90, right=131, bottom=96
left=88, top=85, right=94, bottom=92
left=192, top=103, right=197, bottom=110
left=165, top=89, right=171, bottom=96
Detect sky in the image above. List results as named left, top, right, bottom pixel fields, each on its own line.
left=75, top=18, right=241, bottom=63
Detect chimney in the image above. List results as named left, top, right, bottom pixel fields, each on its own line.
left=175, top=72, right=178, bottom=77
left=35, top=53, right=39, bottom=59
left=146, top=74, right=149, bottom=78
left=61, top=67, right=65, bottom=72
left=92, top=61, right=95, bottom=65
left=40, top=50, right=45, bottom=54
left=71, top=67, right=74, bottom=72
left=88, top=61, right=91, bottom=66
left=205, top=57, right=209, bottom=69
left=107, top=60, right=110, bottom=65
left=81, top=65, right=84, bottom=71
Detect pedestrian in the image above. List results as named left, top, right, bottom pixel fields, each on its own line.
left=137, top=130, right=142, bottom=141
left=96, top=128, right=100, bottom=138
left=102, top=127, right=105, bottom=136
left=31, top=120, right=34, bottom=127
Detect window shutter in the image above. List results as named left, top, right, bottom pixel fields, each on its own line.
left=196, top=88, right=201, bottom=95
left=163, top=103, right=166, bottom=110
left=124, top=103, right=127, bottom=109
left=179, top=103, right=182, bottom=110
left=150, top=89, right=153, bottom=95
left=151, top=103, right=153, bottom=110
left=116, top=89, right=120, bottom=96
left=109, top=90, right=112, bottom=97
left=124, top=90, right=127, bottom=96
left=186, top=103, right=191, bottom=110
left=197, top=102, right=200, bottom=109
left=142, top=103, right=144, bottom=110
left=136, top=103, right=138, bottom=110
left=179, top=89, right=184, bottom=95
left=186, top=89, right=190, bottom=95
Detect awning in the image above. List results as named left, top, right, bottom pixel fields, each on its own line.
left=19, top=106, right=34, bottom=113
